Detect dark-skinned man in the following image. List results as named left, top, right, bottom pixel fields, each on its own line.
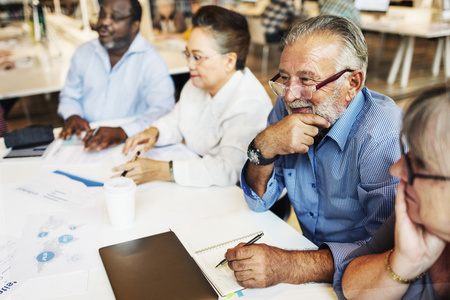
left=58, top=0, right=175, bottom=152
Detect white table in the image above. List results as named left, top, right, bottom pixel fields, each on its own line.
left=0, top=15, right=189, bottom=100
left=0, top=132, right=337, bottom=299
left=360, top=20, right=450, bottom=87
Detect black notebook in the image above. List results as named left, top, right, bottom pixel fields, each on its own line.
left=99, top=231, right=217, bottom=300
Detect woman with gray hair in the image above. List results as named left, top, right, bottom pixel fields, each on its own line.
left=334, top=84, right=450, bottom=300
left=114, top=6, right=272, bottom=187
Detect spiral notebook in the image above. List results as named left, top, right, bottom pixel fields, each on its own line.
left=171, top=211, right=279, bottom=297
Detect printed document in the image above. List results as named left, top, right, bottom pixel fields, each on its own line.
left=14, top=171, right=103, bottom=208
left=43, top=137, right=109, bottom=166
left=0, top=236, right=25, bottom=299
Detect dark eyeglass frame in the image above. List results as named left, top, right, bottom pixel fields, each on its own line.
left=269, top=68, right=355, bottom=96
left=403, top=150, right=450, bottom=185
left=97, top=12, right=135, bottom=23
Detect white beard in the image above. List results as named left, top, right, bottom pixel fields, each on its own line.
left=285, top=84, right=346, bottom=126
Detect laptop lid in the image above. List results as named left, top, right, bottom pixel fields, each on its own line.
left=99, top=231, right=217, bottom=300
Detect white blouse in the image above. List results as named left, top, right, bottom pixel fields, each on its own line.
left=153, top=67, right=273, bottom=187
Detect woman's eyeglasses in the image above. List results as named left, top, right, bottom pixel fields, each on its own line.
left=182, top=50, right=223, bottom=65
left=403, top=149, right=450, bottom=185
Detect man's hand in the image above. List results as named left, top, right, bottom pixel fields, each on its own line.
left=83, top=127, right=127, bottom=152
left=226, top=243, right=290, bottom=288
left=59, top=115, right=90, bottom=140
left=245, top=113, right=330, bottom=197
left=256, top=113, right=330, bottom=159
left=226, top=244, right=334, bottom=288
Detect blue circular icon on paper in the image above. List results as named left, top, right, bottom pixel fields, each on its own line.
left=70, top=254, right=82, bottom=262
left=58, top=234, right=74, bottom=244
left=36, top=251, right=55, bottom=262
left=38, top=232, right=48, bottom=238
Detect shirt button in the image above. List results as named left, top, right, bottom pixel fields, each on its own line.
left=309, top=212, right=314, bottom=217
left=311, top=183, right=316, bottom=189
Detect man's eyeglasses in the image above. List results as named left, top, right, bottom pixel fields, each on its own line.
left=268, top=69, right=354, bottom=100
left=97, top=11, right=135, bottom=23
left=403, top=149, right=450, bottom=185
left=182, top=50, right=223, bottom=65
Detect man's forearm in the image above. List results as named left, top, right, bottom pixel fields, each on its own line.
left=283, top=249, right=335, bottom=284
left=244, top=162, right=274, bottom=198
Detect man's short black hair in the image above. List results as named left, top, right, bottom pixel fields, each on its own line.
left=99, top=0, right=142, bottom=22
left=129, top=0, right=142, bottom=23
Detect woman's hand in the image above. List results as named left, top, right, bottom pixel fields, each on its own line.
left=122, top=127, right=159, bottom=155
left=392, top=180, right=446, bottom=279
left=112, top=158, right=171, bottom=185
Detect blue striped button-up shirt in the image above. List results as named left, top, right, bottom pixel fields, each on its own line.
left=241, top=87, right=403, bottom=269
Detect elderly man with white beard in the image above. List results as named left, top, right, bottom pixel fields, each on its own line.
left=225, top=15, right=404, bottom=289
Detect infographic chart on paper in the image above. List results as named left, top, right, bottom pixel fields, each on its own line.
left=13, top=208, right=102, bottom=279
left=0, top=236, right=24, bottom=299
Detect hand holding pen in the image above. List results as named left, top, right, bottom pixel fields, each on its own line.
left=216, top=232, right=264, bottom=268
left=121, top=150, right=141, bottom=177
left=84, top=127, right=99, bottom=143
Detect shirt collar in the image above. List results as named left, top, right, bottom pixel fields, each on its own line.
left=207, top=68, right=245, bottom=114
left=125, top=33, right=148, bottom=54
left=211, top=68, right=244, bottom=101
left=325, top=87, right=367, bottom=151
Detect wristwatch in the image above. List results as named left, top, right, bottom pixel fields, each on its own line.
left=247, top=138, right=279, bottom=166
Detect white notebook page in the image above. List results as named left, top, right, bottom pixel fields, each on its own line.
left=172, top=211, right=279, bottom=297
